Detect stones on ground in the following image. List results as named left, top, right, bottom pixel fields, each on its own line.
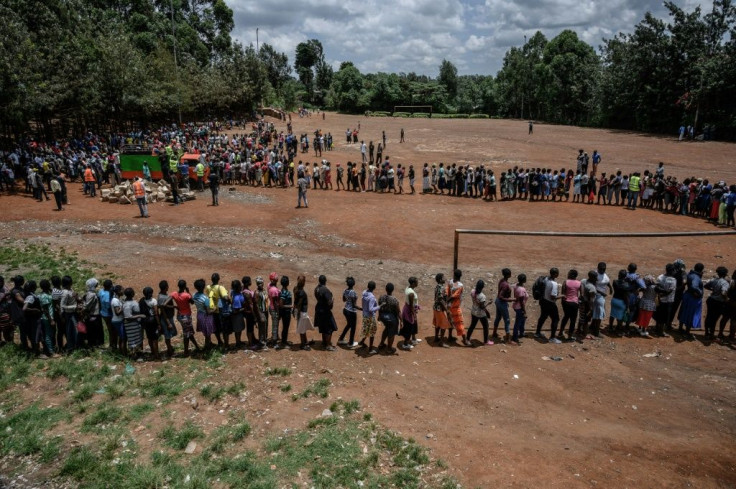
left=184, top=441, right=197, bottom=454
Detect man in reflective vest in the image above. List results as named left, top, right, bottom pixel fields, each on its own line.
left=133, top=177, right=149, bottom=218
left=195, top=160, right=205, bottom=192
left=84, top=165, right=96, bottom=197
left=627, top=172, right=641, bottom=210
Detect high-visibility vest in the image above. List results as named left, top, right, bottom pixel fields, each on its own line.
left=84, top=168, right=95, bottom=182
left=133, top=181, right=145, bottom=198
left=195, top=163, right=205, bottom=177
left=169, top=155, right=179, bottom=172
left=629, top=176, right=640, bottom=192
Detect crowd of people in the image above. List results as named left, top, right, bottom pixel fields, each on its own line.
left=1, top=258, right=734, bottom=360
left=2, top=117, right=735, bottom=228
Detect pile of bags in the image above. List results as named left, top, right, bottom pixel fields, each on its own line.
left=100, top=180, right=196, bottom=204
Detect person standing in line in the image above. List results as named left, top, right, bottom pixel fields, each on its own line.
left=535, top=268, right=561, bottom=342
left=358, top=281, right=381, bottom=355
left=206, top=273, right=229, bottom=348
left=337, top=277, right=360, bottom=348
left=275, top=276, right=293, bottom=350
left=492, top=268, right=513, bottom=343
left=314, top=275, right=337, bottom=351
left=447, top=269, right=471, bottom=346
left=267, top=272, right=281, bottom=346
left=703, top=266, right=730, bottom=341
left=654, top=264, right=677, bottom=337
left=718, top=270, right=736, bottom=343
left=172, top=280, right=200, bottom=355
left=400, top=128, right=405, bottom=143
left=432, top=273, right=451, bottom=347
left=467, top=279, right=491, bottom=345
left=511, top=274, right=528, bottom=345
left=399, top=277, right=420, bottom=350
left=578, top=271, right=598, bottom=339
left=558, top=269, right=581, bottom=342
left=377, top=283, right=401, bottom=354
left=592, top=262, right=612, bottom=338
left=293, top=274, right=314, bottom=351
left=678, top=263, right=704, bottom=340
left=157, top=280, right=177, bottom=357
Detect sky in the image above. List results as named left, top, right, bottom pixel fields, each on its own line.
left=229, top=0, right=706, bottom=77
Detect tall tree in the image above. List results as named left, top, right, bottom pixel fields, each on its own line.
left=438, top=59, right=458, bottom=99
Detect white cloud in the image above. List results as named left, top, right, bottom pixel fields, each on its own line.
left=229, top=0, right=709, bottom=75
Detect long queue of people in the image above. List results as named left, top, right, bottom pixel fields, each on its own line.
left=1, top=259, right=734, bottom=361
left=4, top=119, right=736, bottom=230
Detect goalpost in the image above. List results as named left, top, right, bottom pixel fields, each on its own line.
left=453, top=229, right=736, bottom=271
left=392, top=105, right=433, bottom=117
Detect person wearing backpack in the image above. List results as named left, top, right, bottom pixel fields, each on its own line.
left=535, top=268, right=561, bottom=342
left=205, top=273, right=228, bottom=348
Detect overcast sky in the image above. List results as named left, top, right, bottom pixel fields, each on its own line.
left=230, top=0, right=706, bottom=76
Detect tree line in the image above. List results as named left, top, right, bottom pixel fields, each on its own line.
left=1, top=0, right=734, bottom=141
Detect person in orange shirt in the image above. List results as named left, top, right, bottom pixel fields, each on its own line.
left=84, top=165, right=96, bottom=197
left=132, top=177, right=148, bottom=218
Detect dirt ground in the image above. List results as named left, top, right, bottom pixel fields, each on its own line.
left=1, top=114, right=735, bottom=488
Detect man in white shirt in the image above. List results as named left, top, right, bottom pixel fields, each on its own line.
left=360, top=141, right=367, bottom=164
left=535, top=268, right=561, bottom=342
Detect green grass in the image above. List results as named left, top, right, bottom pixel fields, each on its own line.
left=330, top=399, right=361, bottom=415
left=136, top=367, right=186, bottom=400
left=279, top=383, right=292, bottom=392
left=0, top=403, right=67, bottom=458
left=0, top=344, right=34, bottom=392
left=81, top=404, right=123, bottom=433
left=0, top=242, right=109, bottom=293
left=292, top=378, right=330, bottom=401
left=206, top=421, right=252, bottom=454
left=264, top=367, right=292, bottom=377
left=199, top=381, right=245, bottom=402
left=128, top=402, right=155, bottom=420
left=160, top=421, right=204, bottom=450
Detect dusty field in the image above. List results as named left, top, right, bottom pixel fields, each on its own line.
left=1, top=114, right=736, bottom=488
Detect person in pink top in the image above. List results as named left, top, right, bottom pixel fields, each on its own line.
left=268, top=272, right=281, bottom=346
left=559, top=269, right=582, bottom=342
left=171, top=279, right=200, bottom=355
left=511, top=274, right=528, bottom=345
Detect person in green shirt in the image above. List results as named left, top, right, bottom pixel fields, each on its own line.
left=627, top=172, right=641, bottom=209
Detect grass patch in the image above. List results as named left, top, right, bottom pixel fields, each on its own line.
left=207, top=421, right=252, bottom=454
left=0, top=403, right=67, bottom=458
left=160, top=421, right=204, bottom=450
left=330, top=399, right=361, bottom=415
left=0, top=242, right=107, bottom=293
left=199, top=381, right=245, bottom=403
left=136, top=367, right=186, bottom=400
left=128, top=402, right=155, bottom=420
left=0, top=345, right=34, bottom=392
left=264, top=367, right=292, bottom=377
left=292, top=378, right=330, bottom=401
left=279, top=383, right=292, bottom=392
left=81, top=404, right=123, bottom=433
